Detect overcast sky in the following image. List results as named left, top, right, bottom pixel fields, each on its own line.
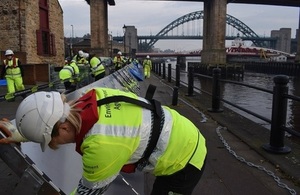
left=59, top=0, right=299, bottom=51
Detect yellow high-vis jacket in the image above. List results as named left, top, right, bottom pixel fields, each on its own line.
left=59, top=62, right=80, bottom=82
left=89, top=56, right=105, bottom=77
left=72, top=87, right=207, bottom=194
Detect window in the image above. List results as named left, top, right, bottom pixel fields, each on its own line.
left=36, top=0, right=56, bottom=56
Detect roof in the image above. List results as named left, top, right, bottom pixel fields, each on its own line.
left=73, top=39, right=91, bottom=47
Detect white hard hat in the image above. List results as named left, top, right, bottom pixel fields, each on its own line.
left=146, top=55, right=150, bottom=59
left=78, top=50, right=84, bottom=57
left=5, top=49, right=14, bottom=56
left=117, top=51, right=122, bottom=55
left=83, top=52, right=89, bottom=59
left=15, top=91, right=64, bottom=151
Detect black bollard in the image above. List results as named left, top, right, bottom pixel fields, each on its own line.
left=175, top=64, right=180, bottom=87
left=162, top=63, right=166, bottom=79
left=168, top=63, right=171, bottom=82
left=208, top=68, right=223, bottom=113
left=186, top=65, right=195, bottom=96
left=172, top=86, right=178, bottom=106
left=262, top=75, right=291, bottom=154
left=158, top=63, right=161, bottom=76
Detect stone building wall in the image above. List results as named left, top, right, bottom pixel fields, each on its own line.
left=0, top=1, right=22, bottom=53
left=0, top=0, right=65, bottom=84
left=24, top=0, right=64, bottom=65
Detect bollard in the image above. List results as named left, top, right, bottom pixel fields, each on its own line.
left=262, top=75, right=291, bottom=154
left=154, top=63, right=157, bottom=74
left=159, top=63, right=161, bottom=76
left=168, top=63, right=171, bottom=82
left=162, top=63, right=166, bottom=79
left=186, top=65, right=195, bottom=96
left=175, top=64, right=180, bottom=87
left=208, top=68, right=223, bottom=112
left=172, top=86, right=178, bottom=106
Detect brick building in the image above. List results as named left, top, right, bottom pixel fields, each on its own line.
left=0, top=0, right=64, bottom=84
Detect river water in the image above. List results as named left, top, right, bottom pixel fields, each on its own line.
left=166, top=59, right=300, bottom=133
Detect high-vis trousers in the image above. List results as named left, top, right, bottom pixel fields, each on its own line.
left=144, top=65, right=151, bottom=79
left=6, top=76, right=25, bottom=94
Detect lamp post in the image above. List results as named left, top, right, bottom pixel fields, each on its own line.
left=123, top=24, right=126, bottom=55
left=128, top=32, right=131, bottom=57
left=109, top=31, right=113, bottom=58
left=70, top=24, right=74, bottom=57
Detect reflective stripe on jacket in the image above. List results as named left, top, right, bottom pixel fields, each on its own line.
left=89, top=57, right=105, bottom=76
left=113, top=56, right=126, bottom=68
left=76, top=87, right=207, bottom=190
left=59, top=62, right=79, bottom=81
left=3, top=58, right=22, bottom=77
left=143, top=59, right=152, bottom=69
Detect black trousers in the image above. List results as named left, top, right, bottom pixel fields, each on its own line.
left=95, top=72, right=105, bottom=81
left=151, top=161, right=206, bottom=195
left=64, top=81, right=76, bottom=93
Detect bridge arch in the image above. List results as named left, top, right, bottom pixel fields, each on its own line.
left=147, top=10, right=264, bottom=48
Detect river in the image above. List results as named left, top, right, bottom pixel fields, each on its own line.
left=166, top=59, right=300, bottom=133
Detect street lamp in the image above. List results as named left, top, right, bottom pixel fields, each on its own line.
left=70, top=24, right=74, bottom=57
left=109, top=31, right=113, bottom=58
left=128, top=32, right=132, bottom=57
left=123, top=24, right=126, bottom=55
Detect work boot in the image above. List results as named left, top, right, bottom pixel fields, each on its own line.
left=21, top=94, right=27, bottom=99
left=7, top=98, right=15, bottom=102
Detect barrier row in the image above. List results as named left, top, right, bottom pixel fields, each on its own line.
left=0, top=63, right=143, bottom=194
left=152, top=62, right=300, bottom=154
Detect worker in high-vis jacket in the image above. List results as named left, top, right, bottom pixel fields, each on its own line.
left=143, top=55, right=152, bottom=79
left=72, top=50, right=88, bottom=66
left=0, top=49, right=25, bottom=100
left=113, top=51, right=126, bottom=71
left=59, top=57, right=80, bottom=93
left=84, top=53, right=105, bottom=81
left=0, top=87, right=207, bottom=195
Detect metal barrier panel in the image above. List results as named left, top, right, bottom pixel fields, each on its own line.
left=1, top=64, right=145, bottom=194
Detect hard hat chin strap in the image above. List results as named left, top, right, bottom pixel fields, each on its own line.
left=41, top=132, right=52, bottom=152
left=60, top=103, right=70, bottom=123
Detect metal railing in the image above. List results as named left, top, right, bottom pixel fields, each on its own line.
left=152, top=62, right=300, bottom=154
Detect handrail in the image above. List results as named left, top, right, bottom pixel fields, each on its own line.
left=153, top=62, right=300, bottom=154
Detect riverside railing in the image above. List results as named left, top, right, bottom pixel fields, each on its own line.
left=152, top=62, right=300, bottom=154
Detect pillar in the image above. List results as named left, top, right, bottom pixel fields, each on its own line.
left=201, top=0, right=227, bottom=65
left=90, top=0, right=108, bottom=56
left=295, top=8, right=300, bottom=63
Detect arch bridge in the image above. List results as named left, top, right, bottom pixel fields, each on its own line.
left=142, top=11, right=266, bottom=49
left=114, top=10, right=282, bottom=51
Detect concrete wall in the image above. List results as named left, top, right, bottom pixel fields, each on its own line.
left=124, top=26, right=138, bottom=57
left=271, top=28, right=291, bottom=54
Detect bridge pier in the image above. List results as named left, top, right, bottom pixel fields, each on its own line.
left=89, top=0, right=110, bottom=56
left=201, top=0, right=227, bottom=65
left=295, top=10, right=300, bottom=63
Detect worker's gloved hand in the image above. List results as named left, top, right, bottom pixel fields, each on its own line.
left=0, top=118, right=28, bottom=144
